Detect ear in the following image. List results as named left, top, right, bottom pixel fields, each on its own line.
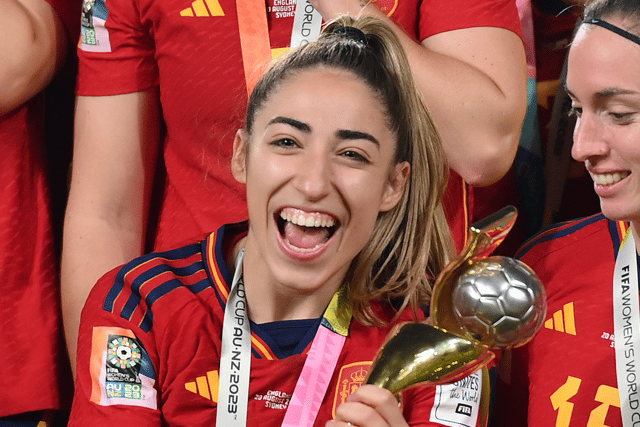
left=231, top=129, right=248, bottom=184
left=379, top=161, right=410, bottom=212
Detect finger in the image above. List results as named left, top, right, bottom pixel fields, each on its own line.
left=344, top=385, right=408, bottom=427
left=334, top=399, right=388, bottom=427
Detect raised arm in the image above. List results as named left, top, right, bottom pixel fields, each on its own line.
left=312, top=1, right=527, bottom=186
left=408, top=26, right=527, bottom=186
left=0, top=0, right=67, bottom=115
left=61, top=90, right=161, bottom=374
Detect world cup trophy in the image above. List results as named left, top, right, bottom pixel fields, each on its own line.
left=364, top=206, right=546, bottom=426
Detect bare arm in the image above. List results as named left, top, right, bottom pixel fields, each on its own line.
left=62, top=90, right=161, bottom=375
left=312, top=1, right=528, bottom=186
left=411, top=27, right=527, bottom=186
left=0, top=0, right=67, bottom=115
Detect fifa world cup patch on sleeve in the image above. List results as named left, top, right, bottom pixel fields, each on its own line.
left=90, top=326, right=157, bottom=409
left=430, top=370, right=482, bottom=427
left=80, top=0, right=112, bottom=52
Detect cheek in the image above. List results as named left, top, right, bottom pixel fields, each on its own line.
left=345, top=178, right=389, bottom=224
left=612, top=130, right=640, bottom=172
left=245, top=153, right=286, bottom=186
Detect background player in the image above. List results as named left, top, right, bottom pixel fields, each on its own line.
left=0, top=0, right=80, bottom=424
left=493, top=0, right=640, bottom=425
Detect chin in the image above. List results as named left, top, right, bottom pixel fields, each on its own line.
left=600, top=202, right=640, bottom=223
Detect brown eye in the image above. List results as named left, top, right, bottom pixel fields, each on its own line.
left=340, top=150, right=370, bottom=164
left=609, top=111, right=635, bottom=124
left=270, top=138, right=298, bottom=148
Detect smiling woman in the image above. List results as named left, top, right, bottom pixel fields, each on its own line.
left=68, top=16, right=462, bottom=427
left=234, top=67, right=410, bottom=322
left=493, top=1, right=640, bottom=426
left=232, top=67, right=411, bottom=323
left=568, top=15, right=640, bottom=224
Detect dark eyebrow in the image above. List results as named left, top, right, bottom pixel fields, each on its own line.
left=336, top=129, right=380, bottom=147
left=266, top=116, right=380, bottom=147
left=564, top=84, right=638, bottom=100
left=267, top=116, right=311, bottom=132
left=592, top=88, right=639, bottom=99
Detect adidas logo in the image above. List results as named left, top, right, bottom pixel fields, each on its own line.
left=180, top=0, right=224, bottom=17
left=544, top=302, right=576, bottom=335
left=185, top=370, right=219, bottom=402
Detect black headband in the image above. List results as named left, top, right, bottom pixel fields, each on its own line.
left=584, top=18, right=640, bottom=47
left=329, top=25, right=369, bottom=48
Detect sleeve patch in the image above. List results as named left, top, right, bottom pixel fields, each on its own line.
left=80, top=0, right=112, bottom=52
left=90, top=326, right=157, bottom=409
left=429, top=370, right=482, bottom=427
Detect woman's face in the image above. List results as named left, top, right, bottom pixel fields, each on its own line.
left=232, top=66, right=409, bottom=299
left=568, top=18, right=640, bottom=223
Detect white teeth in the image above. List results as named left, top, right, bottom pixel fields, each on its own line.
left=280, top=210, right=335, bottom=228
left=590, top=171, right=630, bottom=186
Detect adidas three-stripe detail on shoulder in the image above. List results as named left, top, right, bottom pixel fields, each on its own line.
left=103, top=243, right=209, bottom=332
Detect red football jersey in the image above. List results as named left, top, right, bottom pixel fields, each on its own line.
left=0, top=0, right=80, bottom=415
left=70, top=222, right=492, bottom=426
left=495, top=214, right=625, bottom=426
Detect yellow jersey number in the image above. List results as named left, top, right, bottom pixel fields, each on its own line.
left=550, top=376, right=620, bottom=427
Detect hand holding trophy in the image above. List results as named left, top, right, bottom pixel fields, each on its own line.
left=364, top=206, right=546, bottom=425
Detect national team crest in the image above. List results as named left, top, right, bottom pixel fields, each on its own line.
left=332, top=362, right=371, bottom=417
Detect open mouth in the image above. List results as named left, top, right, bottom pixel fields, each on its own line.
left=589, top=171, right=630, bottom=186
left=276, top=208, right=338, bottom=251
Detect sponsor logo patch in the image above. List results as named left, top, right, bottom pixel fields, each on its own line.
left=185, top=370, right=219, bottom=403
left=90, top=327, right=157, bottom=409
left=180, top=0, right=225, bottom=17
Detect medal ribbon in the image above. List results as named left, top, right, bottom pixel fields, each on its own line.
left=290, top=0, right=322, bottom=49
left=217, top=249, right=350, bottom=427
left=217, top=249, right=252, bottom=426
left=236, top=0, right=322, bottom=94
left=281, top=295, right=347, bottom=427
left=613, top=228, right=640, bottom=426
left=236, top=0, right=272, bottom=95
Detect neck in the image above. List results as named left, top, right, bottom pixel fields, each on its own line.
left=246, top=288, right=330, bottom=324
left=234, top=237, right=343, bottom=324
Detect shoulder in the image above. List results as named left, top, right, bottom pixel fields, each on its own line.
left=89, top=237, right=215, bottom=333
left=515, top=213, right=612, bottom=266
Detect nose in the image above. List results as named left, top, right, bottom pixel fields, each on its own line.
left=294, top=151, right=332, bottom=201
left=571, top=113, right=610, bottom=163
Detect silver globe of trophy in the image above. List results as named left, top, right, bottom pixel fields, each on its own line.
left=364, top=206, right=547, bottom=426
